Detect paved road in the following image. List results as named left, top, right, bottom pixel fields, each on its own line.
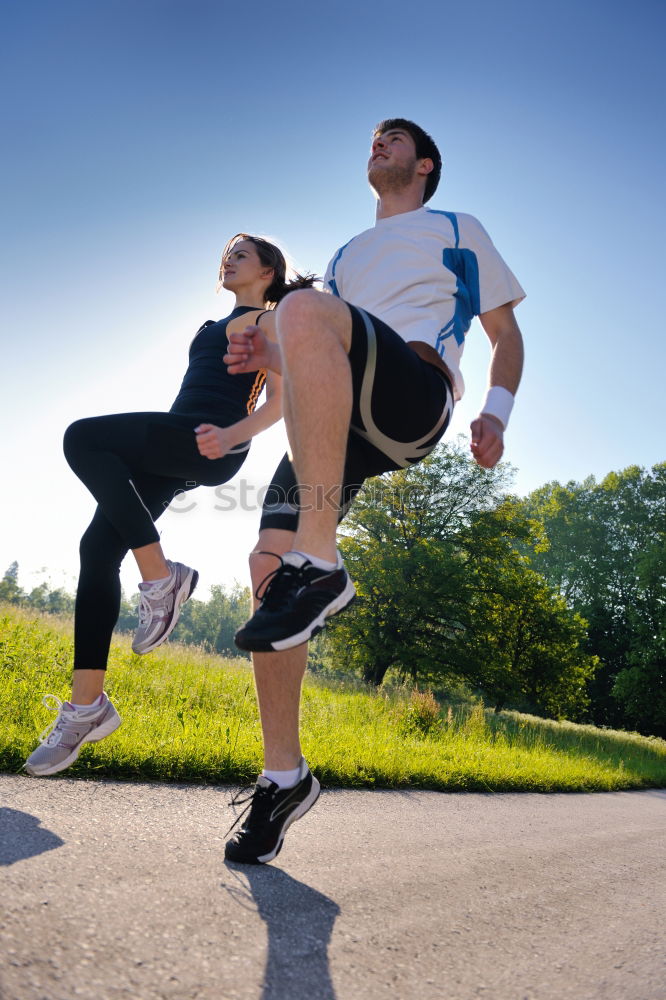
left=1, top=774, right=664, bottom=1000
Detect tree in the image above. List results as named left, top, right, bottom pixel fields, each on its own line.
left=173, top=582, right=251, bottom=655
left=26, top=582, right=75, bottom=616
left=0, top=564, right=77, bottom=617
left=613, top=642, right=666, bottom=737
left=326, top=439, right=513, bottom=686
left=115, top=591, right=142, bottom=633
left=323, top=440, right=596, bottom=718
left=465, top=556, right=597, bottom=718
left=0, top=561, right=254, bottom=658
left=611, top=492, right=666, bottom=735
left=522, top=463, right=666, bottom=732
left=0, top=562, right=23, bottom=604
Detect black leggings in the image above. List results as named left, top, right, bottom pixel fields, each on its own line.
left=63, top=412, right=247, bottom=669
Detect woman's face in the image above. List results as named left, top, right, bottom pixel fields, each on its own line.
left=220, top=240, right=272, bottom=293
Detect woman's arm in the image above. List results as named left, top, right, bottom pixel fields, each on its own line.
left=195, top=370, right=282, bottom=459
left=196, top=311, right=283, bottom=460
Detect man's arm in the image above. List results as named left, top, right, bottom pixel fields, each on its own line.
left=470, top=302, right=524, bottom=469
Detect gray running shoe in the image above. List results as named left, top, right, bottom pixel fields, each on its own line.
left=24, top=693, right=121, bottom=776
left=132, top=560, right=199, bottom=654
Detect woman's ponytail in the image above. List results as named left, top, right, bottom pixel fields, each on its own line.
left=268, top=271, right=319, bottom=305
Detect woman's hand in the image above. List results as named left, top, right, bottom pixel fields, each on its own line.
left=195, top=423, right=236, bottom=460
left=224, top=324, right=282, bottom=374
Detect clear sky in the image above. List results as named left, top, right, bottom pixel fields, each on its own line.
left=1, top=0, right=664, bottom=600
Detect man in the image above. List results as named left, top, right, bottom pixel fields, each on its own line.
left=223, top=119, right=525, bottom=864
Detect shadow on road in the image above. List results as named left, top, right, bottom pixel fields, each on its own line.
left=0, top=807, right=65, bottom=866
left=636, top=789, right=666, bottom=800
left=223, top=863, right=340, bottom=1000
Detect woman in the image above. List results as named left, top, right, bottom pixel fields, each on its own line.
left=25, top=234, right=315, bottom=776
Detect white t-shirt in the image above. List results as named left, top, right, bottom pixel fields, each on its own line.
left=323, top=206, right=525, bottom=401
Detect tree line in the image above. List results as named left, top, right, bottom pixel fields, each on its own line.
left=2, top=441, right=664, bottom=736
left=323, top=442, right=664, bottom=737
left=0, top=562, right=250, bottom=659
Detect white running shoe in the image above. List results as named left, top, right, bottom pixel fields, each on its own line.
left=132, top=560, right=198, bottom=654
left=24, top=693, right=121, bottom=776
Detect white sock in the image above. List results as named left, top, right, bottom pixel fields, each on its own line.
left=70, top=694, right=105, bottom=712
left=139, top=573, right=171, bottom=590
left=292, top=550, right=338, bottom=572
left=262, top=763, right=304, bottom=789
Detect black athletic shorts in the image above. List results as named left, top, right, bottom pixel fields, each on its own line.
left=260, top=303, right=454, bottom=533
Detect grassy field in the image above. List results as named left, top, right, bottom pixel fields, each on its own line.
left=2, top=603, right=665, bottom=791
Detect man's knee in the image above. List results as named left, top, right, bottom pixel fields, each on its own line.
left=276, top=287, right=322, bottom=326
left=276, top=288, right=350, bottom=350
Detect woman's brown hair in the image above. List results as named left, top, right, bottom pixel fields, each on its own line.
left=219, top=234, right=318, bottom=306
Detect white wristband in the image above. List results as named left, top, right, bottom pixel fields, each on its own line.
left=480, top=386, right=514, bottom=430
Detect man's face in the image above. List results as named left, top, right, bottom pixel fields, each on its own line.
left=367, top=128, right=419, bottom=195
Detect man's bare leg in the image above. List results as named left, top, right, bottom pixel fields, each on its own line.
left=276, top=290, right=353, bottom=563
left=224, top=523, right=320, bottom=862
left=249, top=528, right=306, bottom=770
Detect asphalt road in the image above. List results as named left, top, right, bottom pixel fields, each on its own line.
left=1, top=774, right=664, bottom=1000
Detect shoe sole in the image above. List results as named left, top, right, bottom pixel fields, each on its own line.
left=237, top=578, right=356, bottom=653
left=133, top=568, right=199, bottom=654
left=24, top=710, right=122, bottom=777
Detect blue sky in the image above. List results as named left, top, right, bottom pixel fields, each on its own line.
left=1, top=0, right=664, bottom=599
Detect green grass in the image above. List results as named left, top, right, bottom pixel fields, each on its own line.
left=1, top=602, right=665, bottom=791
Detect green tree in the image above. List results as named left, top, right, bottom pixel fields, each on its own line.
left=327, top=439, right=513, bottom=687
left=324, top=440, right=595, bottom=718
left=465, top=555, right=597, bottom=718
left=115, top=591, right=142, bottom=633
left=173, top=581, right=251, bottom=655
left=613, top=642, right=666, bottom=737
left=611, top=486, right=666, bottom=735
left=522, top=463, right=666, bottom=732
left=26, top=581, right=75, bottom=616
left=0, top=562, right=23, bottom=604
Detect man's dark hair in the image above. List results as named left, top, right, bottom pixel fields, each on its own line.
left=373, top=118, right=442, bottom=203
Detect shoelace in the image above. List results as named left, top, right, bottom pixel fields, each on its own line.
left=225, top=783, right=272, bottom=837
left=253, top=552, right=285, bottom=602
left=254, top=555, right=311, bottom=612
left=137, top=592, right=156, bottom=627
left=37, top=694, right=81, bottom=746
left=136, top=575, right=173, bottom=627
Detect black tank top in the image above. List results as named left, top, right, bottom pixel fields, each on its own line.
left=170, top=306, right=267, bottom=424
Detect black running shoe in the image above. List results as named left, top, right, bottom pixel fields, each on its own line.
left=234, top=551, right=355, bottom=652
left=225, top=759, right=321, bottom=864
